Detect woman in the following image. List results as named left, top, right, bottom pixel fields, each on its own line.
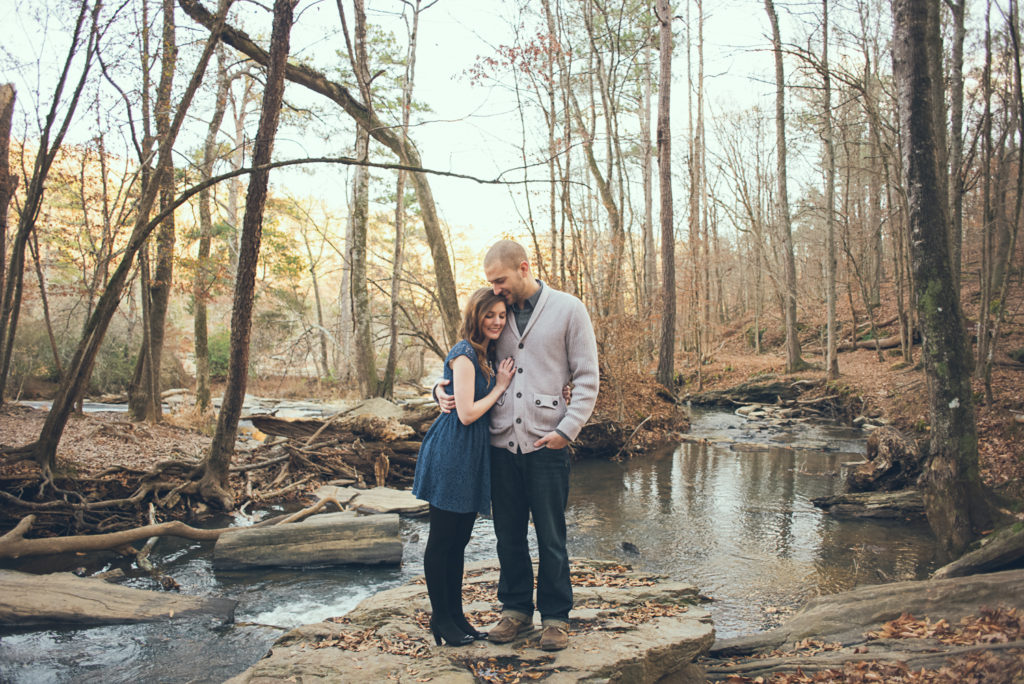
left=412, top=288, right=515, bottom=646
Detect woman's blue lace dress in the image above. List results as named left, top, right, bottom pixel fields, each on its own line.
left=412, top=340, right=494, bottom=515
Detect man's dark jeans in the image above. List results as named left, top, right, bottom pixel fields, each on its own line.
left=490, top=446, right=572, bottom=623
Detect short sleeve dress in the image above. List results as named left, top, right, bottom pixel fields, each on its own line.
left=412, top=340, right=495, bottom=516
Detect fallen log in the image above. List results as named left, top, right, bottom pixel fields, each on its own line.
left=837, top=333, right=904, bottom=352
left=315, top=485, right=428, bottom=515
left=685, top=378, right=802, bottom=406
left=812, top=488, right=925, bottom=519
left=248, top=414, right=415, bottom=442
left=213, top=511, right=402, bottom=570
left=0, top=569, right=236, bottom=627
left=932, top=523, right=1024, bottom=579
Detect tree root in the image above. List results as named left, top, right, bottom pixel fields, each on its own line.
left=0, top=513, right=227, bottom=559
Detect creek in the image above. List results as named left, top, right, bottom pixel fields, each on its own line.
left=0, top=408, right=940, bottom=683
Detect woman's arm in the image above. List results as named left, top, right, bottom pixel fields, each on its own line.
left=452, top=355, right=515, bottom=426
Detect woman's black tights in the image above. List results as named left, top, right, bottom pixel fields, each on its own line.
left=423, top=505, right=477, bottom=642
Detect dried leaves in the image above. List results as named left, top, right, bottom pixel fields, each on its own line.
left=311, top=626, right=432, bottom=659
left=714, top=608, right=1024, bottom=684
left=466, top=655, right=553, bottom=683
left=866, top=607, right=1024, bottom=646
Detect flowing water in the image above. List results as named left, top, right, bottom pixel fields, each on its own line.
left=0, top=409, right=940, bottom=683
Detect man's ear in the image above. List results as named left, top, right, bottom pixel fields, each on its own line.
left=518, top=260, right=530, bottom=278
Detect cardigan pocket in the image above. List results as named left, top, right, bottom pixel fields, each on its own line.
left=526, top=392, right=565, bottom=438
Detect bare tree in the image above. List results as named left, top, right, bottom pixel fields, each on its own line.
left=0, top=84, right=16, bottom=332
left=381, top=0, right=431, bottom=398
left=199, top=0, right=295, bottom=508
left=194, top=45, right=231, bottom=411
left=892, top=0, right=990, bottom=555
left=655, top=0, right=675, bottom=389
left=821, top=0, right=839, bottom=380
left=129, top=0, right=178, bottom=422
left=764, top=0, right=806, bottom=373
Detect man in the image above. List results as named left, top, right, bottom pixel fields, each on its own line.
left=436, top=240, right=599, bottom=651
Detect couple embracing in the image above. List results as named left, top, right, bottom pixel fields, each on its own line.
left=411, top=239, right=600, bottom=652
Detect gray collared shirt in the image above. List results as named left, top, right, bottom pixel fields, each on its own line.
left=511, top=281, right=543, bottom=335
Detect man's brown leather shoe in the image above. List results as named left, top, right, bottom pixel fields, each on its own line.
left=538, top=624, right=569, bottom=651
left=487, top=615, right=533, bottom=643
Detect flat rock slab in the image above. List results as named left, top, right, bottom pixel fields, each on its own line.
left=315, top=485, right=428, bottom=516
left=225, top=559, right=715, bottom=683
left=214, top=511, right=402, bottom=570
left=0, top=569, right=236, bottom=627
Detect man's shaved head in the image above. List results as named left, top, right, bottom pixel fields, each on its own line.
left=484, top=240, right=529, bottom=270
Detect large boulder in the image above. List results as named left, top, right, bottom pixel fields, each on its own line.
left=225, top=559, right=715, bottom=683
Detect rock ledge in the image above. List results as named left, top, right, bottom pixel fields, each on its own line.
left=227, top=559, right=714, bottom=683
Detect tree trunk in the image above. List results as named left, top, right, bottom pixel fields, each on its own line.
left=195, top=45, right=230, bottom=411
left=947, top=0, right=966, bottom=299
left=129, top=0, right=178, bottom=422
left=341, top=0, right=379, bottom=397
left=641, top=19, right=656, bottom=308
left=821, top=0, right=839, bottom=380
left=655, top=0, right=675, bottom=389
left=764, top=0, right=804, bottom=373
left=200, top=0, right=294, bottom=509
left=382, top=0, right=423, bottom=398
left=0, top=84, right=15, bottom=348
left=891, top=0, right=990, bottom=556
left=348, top=127, right=378, bottom=396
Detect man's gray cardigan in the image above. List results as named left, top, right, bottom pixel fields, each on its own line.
left=490, top=282, right=599, bottom=454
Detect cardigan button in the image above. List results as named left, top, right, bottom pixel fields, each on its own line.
left=535, top=399, right=541, bottom=405
left=516, top=418, right=522, bottom=424
left=508, top=441, right=514, bottom=447
left=518, top=343, right=524, bottom=349
left=552, top=400, right=558, bottom=406
left=517, top=368, right=523, bottom=373
left=516, top=392, right=522, bottom=398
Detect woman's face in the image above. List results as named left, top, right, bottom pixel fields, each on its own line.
left=481, top=300, right=507, bottom=341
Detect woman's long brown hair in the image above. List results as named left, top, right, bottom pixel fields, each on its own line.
left=459, top=288, right=506, bottom=381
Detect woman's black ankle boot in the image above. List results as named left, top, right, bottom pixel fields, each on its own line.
left=429, top=616, right=473, bottom=646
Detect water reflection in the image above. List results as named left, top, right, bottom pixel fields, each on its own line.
left=566, top=439, right=939, bottom=637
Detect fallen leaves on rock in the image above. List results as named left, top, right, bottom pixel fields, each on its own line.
left=570, top=562, right=658, bottom=588
left=619, top=599, right=689, bottom=625
left=465, top=655, right=554, bottom=683
left=866, top=607, right=1024, bottom=645
left=311, top=626, right=432, bottom=659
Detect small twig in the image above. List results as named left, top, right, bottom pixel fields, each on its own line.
left=230, top=453, right=290, bottom=472
left=612, top=416, right=653, bottom=461
left=255, top=476, right=312, bottom=501
left=304, top=406, right=359, bottom=448
left=269, top=496, right=345, bottom=526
